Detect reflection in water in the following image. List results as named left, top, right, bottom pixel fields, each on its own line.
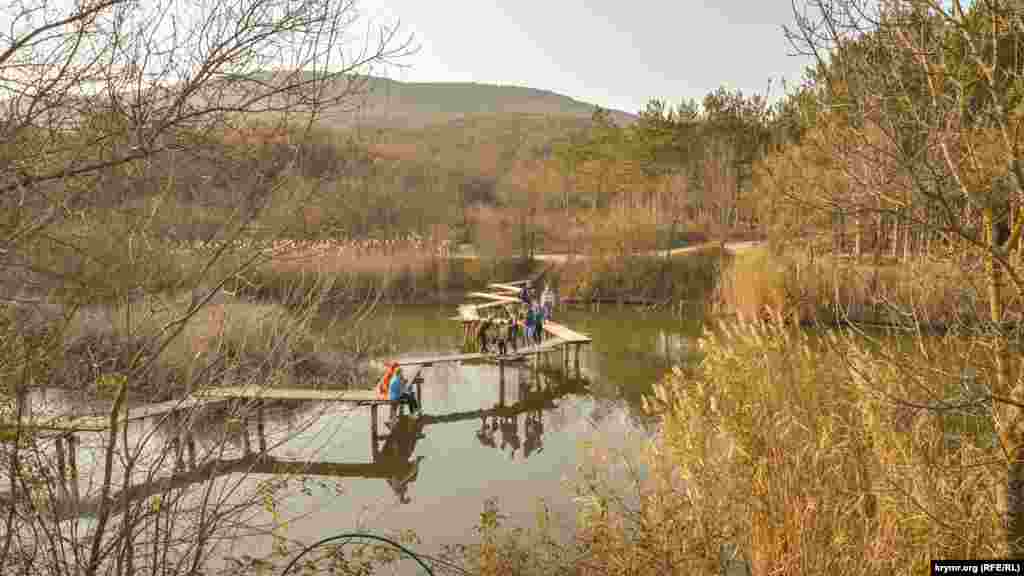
left=476, top=417, right=497, bottom=449
left=524, top=410, right=544, bottom=458
left=16, top=359, right=589, bottom=521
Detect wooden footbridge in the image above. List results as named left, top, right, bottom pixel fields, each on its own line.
left=5, top=278, right=590, bottom=434
left=5, top=362, right=586, bottom=521
left=1, top=277, right=592, bottom=515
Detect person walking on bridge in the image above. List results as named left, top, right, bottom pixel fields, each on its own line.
left=506, top=308, right=519, bottom=353
left=524, top=305, right=536, bottom=348
left=519, top=284, right=531, bottom=305
left=477, top=317, right=493, bottom=354
left=533, top=302, right=545, bottom=345
left=541, top=283, right=555, bottom=320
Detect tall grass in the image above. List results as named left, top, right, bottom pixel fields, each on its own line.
left=11, top=291, right=364, bottom=400
left=718, top=246, right=1005, bottom=327
left=241, top=242, right=541, bottom=305
left=553, top=245, right=727, bottom=306
left=449, top=318, right=1006, bottom=575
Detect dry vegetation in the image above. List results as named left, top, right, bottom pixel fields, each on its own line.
left=446, top=318, right=1006, bottom=575
left=716, top=246, right=1021, bottom=328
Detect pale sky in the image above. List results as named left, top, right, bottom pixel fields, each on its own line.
left=360, top=0, right=815, bottom=114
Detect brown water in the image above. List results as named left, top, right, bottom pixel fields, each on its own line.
left=21, top=304, right=702, bottom=568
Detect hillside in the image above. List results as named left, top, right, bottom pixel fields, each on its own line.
left=320, top=76, right=637, bottom=129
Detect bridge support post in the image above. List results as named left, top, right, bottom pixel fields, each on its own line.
left=172, top=436, right=183, bottom=470
left=499, top=369, right=506, bottom=407
left=55, top=435, right=69, bottom=501
left=574, top=344, right=581, bottom=379
left=257, top=401, right=267, bottom=454
left=370, top=404, right=379, bottom=460
left=66, top=433, right=79, bottom=504
left=242, top=412, right=251, bottom=456
left=186, top=433, right=197, bottom=470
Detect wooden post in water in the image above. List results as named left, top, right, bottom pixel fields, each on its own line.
left=574, top=343, right=581, bottom=379
left=66, top=433, right=79, bottom=504
left=186, top=433, right=197, bottom=470
left=257, top=401, right=267, bottom=454
left=241, top=410, right=251, bottom=456
left=499, top=367, right=507, bottom=407
left=172, top=436, right=184, bottom=470
left=55, top=435, right=68, bottom=501
left=370, top=404, right=379, bottom=460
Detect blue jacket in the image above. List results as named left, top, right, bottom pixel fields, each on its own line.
left=389, top=372, right=405, bottom=400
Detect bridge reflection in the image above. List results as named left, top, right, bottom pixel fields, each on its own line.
left=35, top=363, right=588, bottom=520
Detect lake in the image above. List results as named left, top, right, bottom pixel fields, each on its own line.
left=17, top=303, right=702, bottom=569
left=243, top=305, right=700, bottom=555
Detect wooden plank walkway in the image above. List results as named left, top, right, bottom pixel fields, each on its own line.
left=392, top=352, right=486, bottom=367
left=542, top=321, right=592, bottom=343
left=393, top=338, right=569, bottom=366
left=458, top=304, right=480, bottom=320
left=468, top=300, right=514, bottom=312
left=6, top=415, right=110, bottom=433
left=194, top=387, right=390, bottom=404
left=467, top=291, right=519, bottom=303
left=5, top=397, right=233, bottom=432
left=488, top=283, right=523, bottom=294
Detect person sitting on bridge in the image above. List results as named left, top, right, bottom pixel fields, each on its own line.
left=389, top=366, right=420, bottom=413
left=377, top=362, right=398, bottom=399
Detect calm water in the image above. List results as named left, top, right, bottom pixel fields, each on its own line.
left=21, top=304, right=702, bottom=565
left=251, top=304, right=702, bottom=551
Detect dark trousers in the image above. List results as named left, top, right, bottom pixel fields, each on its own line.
left=398, top=392, right=419, bottom=413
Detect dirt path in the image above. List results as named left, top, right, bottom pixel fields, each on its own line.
left=524, top=241, right=763, bottom=263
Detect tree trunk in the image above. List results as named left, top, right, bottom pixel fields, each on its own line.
left=986, top=206, right=1024, bottom=557
left=854, top=212, right=862, bottom=258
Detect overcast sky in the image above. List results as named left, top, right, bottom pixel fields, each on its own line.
left=360, top=0, right=815, bottom=114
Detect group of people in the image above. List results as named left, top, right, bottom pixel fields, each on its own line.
left=476, top=283, right=557, bottom=355
left=376, top=362, right=422, bottom=413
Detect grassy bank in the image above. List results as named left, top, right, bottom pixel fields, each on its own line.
left=236, top=250, right=545, bottom=307
left=716, top=246, right=1019, bottom=328
left=550, top=245, right=728, bottom=309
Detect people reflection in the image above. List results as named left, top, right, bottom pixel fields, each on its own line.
left=523, top=409, right=544, bottom=458
left=499, top=414, right=521, bottom=458
left=386, top=456, right=423, bottom=505
left=476, top=415, right=497, bottom=448
left=376, top=416, right=422, bottom=504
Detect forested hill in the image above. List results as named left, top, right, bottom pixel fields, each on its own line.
left=322, top=76, right=637, bottom=129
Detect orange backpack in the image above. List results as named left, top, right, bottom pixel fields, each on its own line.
left=377, top=365, right=396, bottom=399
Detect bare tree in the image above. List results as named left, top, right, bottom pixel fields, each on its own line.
left=785, top=0, right=1024, bottom=556
left=0, top=0, right=414, bottom=573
